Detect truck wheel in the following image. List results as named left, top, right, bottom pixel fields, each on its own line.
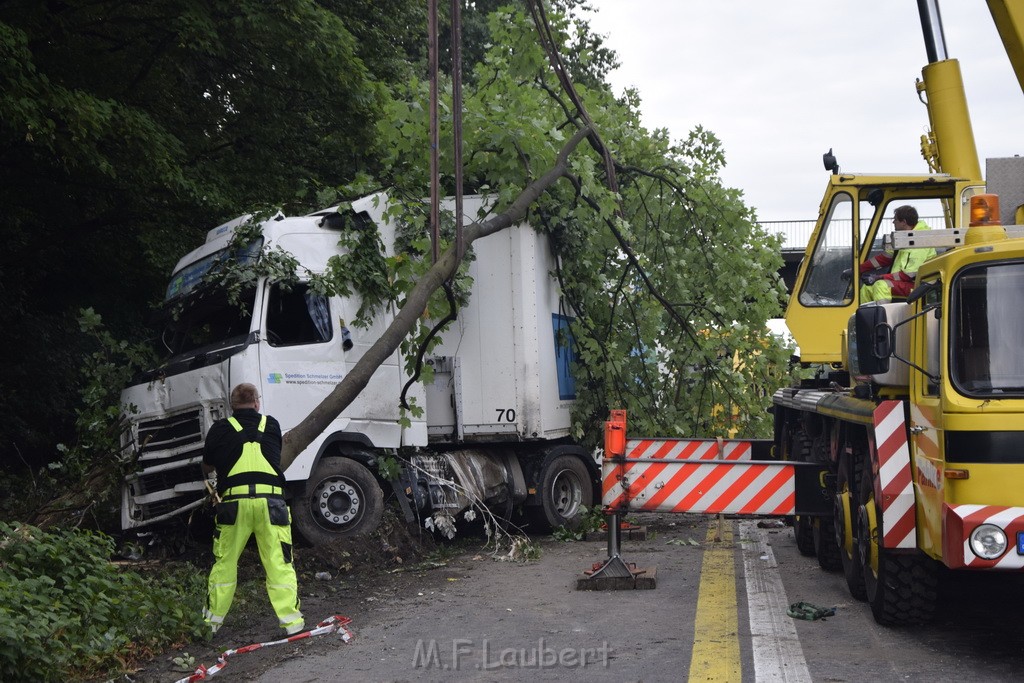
left=858, top=488, right=937, bottom=624
left=787, top=428, right=816, bottom=556
left=813, top=516, right=842, bottom=571
left=794, top=515, right=816, bottom=556
left=835, top=450, right=866, bottom=600
left=293, top=457, right=383, bottom=545
left=536, top=455, right=593, bottom=531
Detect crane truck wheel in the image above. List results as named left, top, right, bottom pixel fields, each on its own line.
left=786, top=429, right=816, bottom=555
left=858, top=490, right=937, bottom=625
left=535, top=455, right=593, bottom=531
left=835, top=450, right=866, bottom=600
left=794, top=516, right=816, bottom=556
left=813, top=516, right=842, bottom=571
left=293, top=457, right=384, bottom=545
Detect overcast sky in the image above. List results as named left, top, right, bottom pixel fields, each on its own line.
left=586, top=2, right=1024, bottom=222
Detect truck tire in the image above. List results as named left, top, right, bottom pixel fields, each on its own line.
left=293, top=457, right=384, bottom=545
left=835, top=450, right=866, bottom=600
left=813, top=517, right=842, bottom=571
left=794, top=515, right=816, bottom=556
left=786, top=427, right=816, bottom=556
left=858, top=483, right=937, bottom=625
left=536, top=454, right=593, bottom=531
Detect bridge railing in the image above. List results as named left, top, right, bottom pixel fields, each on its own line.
left=758, top=215, right=945, bottom=252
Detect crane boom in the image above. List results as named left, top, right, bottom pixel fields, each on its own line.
left=987, top=0, right=1024, bottom=96
left=916, top=0, right=982, bottom=184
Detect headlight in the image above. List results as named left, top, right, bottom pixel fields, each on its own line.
left=969, top=523, right=1007, bottom=560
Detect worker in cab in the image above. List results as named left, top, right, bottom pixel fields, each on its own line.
left=858, top=205, right=936, bottom=302
left=201, top=382, right=303, bottom=637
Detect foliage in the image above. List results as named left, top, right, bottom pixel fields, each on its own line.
left=552, top=504, right=605, bottom=541
left=317, top=206, right=394, bottom=328
left=199, top=217, right=303, bottom=311
left=0, top=522, right=206, bottom=681
left=376, top=454, right=402, bottom=481
left=53, top=309, right=156, bottom=481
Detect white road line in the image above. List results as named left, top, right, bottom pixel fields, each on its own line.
left=739, top=521, right=812, bottom=683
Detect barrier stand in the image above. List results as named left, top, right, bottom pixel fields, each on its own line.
left=577, top=411, right=655, bottom=590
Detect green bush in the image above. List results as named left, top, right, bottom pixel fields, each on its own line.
left=0, top=522, right=206, bottom=681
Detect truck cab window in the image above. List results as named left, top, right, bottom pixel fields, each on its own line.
left=265, top=283, right=333, bottom=346
left=161, top=286, right=256, bottom=356
left=951, top=262, right=1024, bottom=396
left=922, top=281, right=941, bottom=396
left=798, top=192, right=854, bottom=307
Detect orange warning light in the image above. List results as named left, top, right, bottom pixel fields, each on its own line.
left=969, top=194, right=1001, bottom=227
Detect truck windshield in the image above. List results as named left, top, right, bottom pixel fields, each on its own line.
left=159, top=285, right=256, bottom=357
left=951, top=261, right=1024, bottom=397
left=166, top=238, right=262, bottom=302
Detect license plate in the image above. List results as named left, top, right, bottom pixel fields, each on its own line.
left=1017, top=531, right=1024, bottom=555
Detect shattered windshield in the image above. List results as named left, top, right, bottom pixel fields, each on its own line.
left=951, top=261, right=1024, bottom=397
left=160, top=285, right=256, bottom=358
left=157, top=238, right=262, bottom=359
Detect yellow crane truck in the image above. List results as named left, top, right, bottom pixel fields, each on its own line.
left=774, top=0, right=1024, bottom=624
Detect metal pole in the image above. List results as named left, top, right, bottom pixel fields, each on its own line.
left=450, top=0, right=464, bottom=263
left=917, top=0, right=949, bottom=63
left=428, top=0, right=440, bottom=263
left=607, top=511, right=621, bottom=560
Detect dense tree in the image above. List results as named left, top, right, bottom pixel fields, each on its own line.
left=0, top=0, right=399, bottom=468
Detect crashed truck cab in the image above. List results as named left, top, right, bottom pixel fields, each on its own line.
left=118, top=199, right=410, bottom=531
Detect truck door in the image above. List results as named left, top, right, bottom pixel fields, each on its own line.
left=785, top=191, right=859, bottom=364
left=258, top=281, right=343, bottom=433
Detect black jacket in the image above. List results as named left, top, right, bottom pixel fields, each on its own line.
left=202, top=408, right=284, bottom=490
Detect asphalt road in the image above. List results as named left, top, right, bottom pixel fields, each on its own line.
left=169, top=513, right=1024, bottom=683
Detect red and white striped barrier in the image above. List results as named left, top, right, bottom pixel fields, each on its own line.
left=602, top=412, right=797, bottom=516
left=176, top=615, right=353, bottom=683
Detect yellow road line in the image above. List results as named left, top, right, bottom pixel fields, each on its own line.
left=688, top=516, right=741, bottom=682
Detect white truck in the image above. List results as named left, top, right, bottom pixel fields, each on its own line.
left=119, top=194, right=597, bottom=544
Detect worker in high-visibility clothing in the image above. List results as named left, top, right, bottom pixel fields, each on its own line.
left=857, top=205, right=936, bottom=302
left=201, top=383, right=303, bottom=636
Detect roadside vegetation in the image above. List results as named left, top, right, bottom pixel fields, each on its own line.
left=0, top=523, right=206, bottom=681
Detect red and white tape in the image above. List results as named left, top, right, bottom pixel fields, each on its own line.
left=175, top=615, right=354, bottom=683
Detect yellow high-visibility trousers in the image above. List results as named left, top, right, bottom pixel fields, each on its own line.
left=204, top=496, right=303, bottom=634
left=860, top=279, right=893, bottom=303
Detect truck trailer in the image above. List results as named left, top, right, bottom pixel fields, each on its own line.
left=119, top=194, right=597, bottom=544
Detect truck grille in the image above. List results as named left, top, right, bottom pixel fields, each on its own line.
left=124, top=407, right=207, bottom=526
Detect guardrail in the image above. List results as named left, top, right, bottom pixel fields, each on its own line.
left=758, top=215, right=945, bottom=252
